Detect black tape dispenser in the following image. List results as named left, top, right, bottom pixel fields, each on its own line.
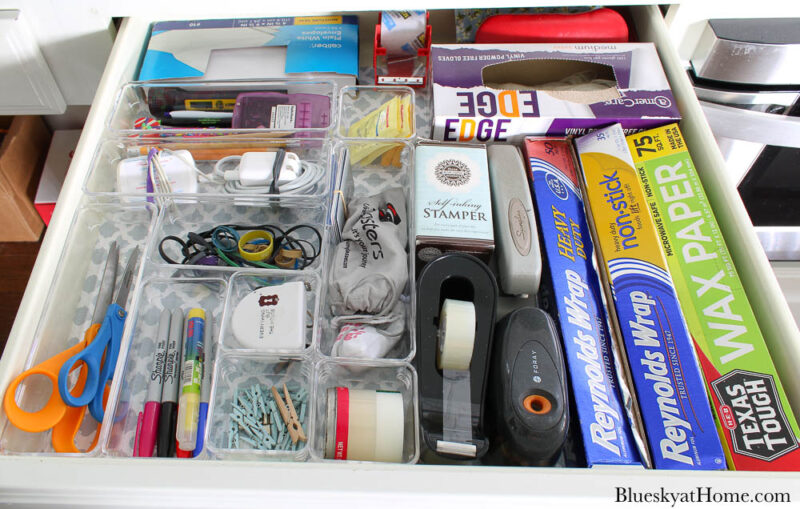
left=488, top=307, right=569, bottom=466
left=416, top=253, right=498, bottom=461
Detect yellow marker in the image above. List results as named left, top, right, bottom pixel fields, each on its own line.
left=175, top=308, right=206, bottom=457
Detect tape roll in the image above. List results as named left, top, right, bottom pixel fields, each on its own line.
left=437, top=299, right=476, bottom=371
left=374, top=391, right=404, bottom=462
left=237, top=230, right=274, bottom=261
left=326, top=387, right=405, bottom=463
left=381, top=11, right=427, bottom=58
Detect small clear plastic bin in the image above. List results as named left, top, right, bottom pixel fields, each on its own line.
left=219, top=271, right=322, bottom=355
left=103, top=276, right=227, bottom=458
left=83, top=137, right=333, bottom=201
left=0, top=200, right=156, bottom=455
left=206, top=354, right=312, bottom=461
left=309, top=360, right=419, bottom=464
left=107, top=80, right=336, bottom=137
left=336, top=86, right=415, bottom=140
left=149, top=196, right=328, bottom=274
left=323, top=140, right=416, bottom=363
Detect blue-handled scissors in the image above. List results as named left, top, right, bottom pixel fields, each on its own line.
left=57, top=246, right=140, bottom=422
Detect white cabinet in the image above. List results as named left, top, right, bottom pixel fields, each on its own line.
left=0, top=10, right=65, bottom=114
left=1, top=5, right=799, bottom=506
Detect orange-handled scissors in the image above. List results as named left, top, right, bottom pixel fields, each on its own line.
left=2, top=243, right=120, bottom=448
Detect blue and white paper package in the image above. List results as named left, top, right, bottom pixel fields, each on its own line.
left=524, top=137, right=641, bottom=467
left=139, top=16, right=359, bottom=85
left=575, top=124, right=726, bottom=470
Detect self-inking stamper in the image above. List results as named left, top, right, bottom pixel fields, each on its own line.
left=415, top=253, right=498, bottom=460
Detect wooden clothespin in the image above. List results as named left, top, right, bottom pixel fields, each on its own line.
left=271, top=384, right=307, bottom=444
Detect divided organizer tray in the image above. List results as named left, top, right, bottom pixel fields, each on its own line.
left=0, top=84, right=421, bottom=464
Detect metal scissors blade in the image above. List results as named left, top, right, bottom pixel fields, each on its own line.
left=114, top=247, right=140, bottom=308
left=92, top=243, right=119, bottom=325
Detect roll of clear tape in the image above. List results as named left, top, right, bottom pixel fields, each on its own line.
left=325, top=387, right=405, bottom=463
left=437, top=299, right=476, bottom=371
left=437, top=299, right=478, bottom=457
left=381, top=11, right=427, bottom=59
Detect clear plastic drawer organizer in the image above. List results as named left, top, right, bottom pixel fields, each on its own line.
left=0, top=83, right=420, bottom=463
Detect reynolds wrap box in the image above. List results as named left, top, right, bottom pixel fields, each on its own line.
left=525, top=137, right=641, bottom=467
left=627, top=124, right=800, bottom=470
left=575, top=124, right=725, bottom=470
left=139, top=17, right=359, bottom=87
left=431, top=43, right=679, bottom=144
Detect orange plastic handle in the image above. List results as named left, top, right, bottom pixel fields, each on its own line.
left=2, top=324, right=99, bottom=433
left=51, top=383, right=110, bottom=453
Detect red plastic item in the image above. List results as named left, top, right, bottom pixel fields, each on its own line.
left=373, top=12, right=433, bottom=87
left=475, top=8, right=629, bottom=44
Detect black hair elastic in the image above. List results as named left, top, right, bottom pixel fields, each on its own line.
left=158, top=223, right=322, bottom=270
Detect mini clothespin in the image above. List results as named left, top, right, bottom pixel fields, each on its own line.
left=271, top=384, right=307, bottom=444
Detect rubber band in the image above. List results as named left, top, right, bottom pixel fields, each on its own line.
left=159, top=235, right=188, bottom=265
left=159, top=223, right=321, bottom=269
left=274, top=249, right=303, bottom=269
left=212, top=226, right=240, bottom=253
left=237, top=230, right=274, bottom=262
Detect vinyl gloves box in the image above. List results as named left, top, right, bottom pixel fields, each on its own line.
left=430, top=43, right=680, bottom=143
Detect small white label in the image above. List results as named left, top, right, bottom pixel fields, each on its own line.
left=270, top=104, right=297, bottom=129
left=378, top=76, right=423, bottom=85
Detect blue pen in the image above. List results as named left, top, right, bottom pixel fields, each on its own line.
left=193, top=315, right=214, bottom=457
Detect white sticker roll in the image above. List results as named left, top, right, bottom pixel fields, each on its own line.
left=374, top=391, right=405, bottom=463
left=437, top=299, right=476, bottom=371
left=328, top=388, right=405, bottom=463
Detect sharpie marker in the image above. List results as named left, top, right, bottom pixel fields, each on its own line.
left=157, top=309, right=184, bottom=457
left=137, top=309, right=170, bottom=457
left=176, top=308, right=205, bottom=458
left=193, top=316, right=214, bottom=458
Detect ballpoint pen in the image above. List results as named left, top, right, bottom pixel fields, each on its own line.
left=176, top=308, right=205, bottom=458
left=193, top=315, right=214, bottom=458
left=137, top=309, right=170, bottom=457
left=157, top=309, right=184, bottom=458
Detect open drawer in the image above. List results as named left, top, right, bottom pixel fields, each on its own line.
left=0, top=5, right=799, bottom=506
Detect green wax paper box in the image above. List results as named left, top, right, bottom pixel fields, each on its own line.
left=627, top=124, right=800, bottom=470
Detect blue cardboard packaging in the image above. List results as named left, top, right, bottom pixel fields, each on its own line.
left=525, top=137, right=640, bottom=467
left=575, top=124, right=726, bottom=470
left=139, top=16, right=359, bottom=86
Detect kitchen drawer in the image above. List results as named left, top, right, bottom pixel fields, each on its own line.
left=0, top=5, right=799, bottom=506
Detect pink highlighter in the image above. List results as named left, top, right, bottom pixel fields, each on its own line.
left=136, top=309, right=171, bottom=457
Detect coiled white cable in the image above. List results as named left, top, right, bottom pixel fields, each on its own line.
left=213, top=154, right=324, bottom=195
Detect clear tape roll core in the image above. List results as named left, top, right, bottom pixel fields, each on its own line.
left=437, top=299, right=477, bottom=457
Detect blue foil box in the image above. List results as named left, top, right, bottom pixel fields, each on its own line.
left=524, top=137, right=640, bottom=467
left=575, top=124, right=725, bottom=470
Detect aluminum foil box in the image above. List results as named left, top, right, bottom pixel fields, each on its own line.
left=525, top=137, right=640, bottom=467
left=430, top=43, right=680, bottom=143
left=627, top=124, right=800, bottom=470
left=575, top=124, right=725, bottom=470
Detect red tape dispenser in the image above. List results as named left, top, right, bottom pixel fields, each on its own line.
left=374, top=11, right=432, bottom=87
